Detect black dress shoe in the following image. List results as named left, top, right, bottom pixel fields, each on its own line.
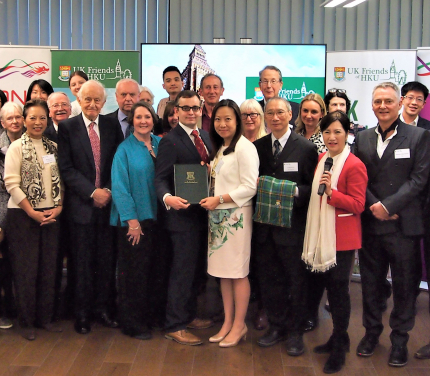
left=323, top=351, right=346, bottom=374
left=415, top=343, right=430, bottom=359
left=257, top=327, right=286, bottom=347
left=388, top=345, right=408, bottom=367
left=286, top=335, right=305, bottom=356
left=122, top=327, right=152, bottom=340
left=356, top=334, right=379, bottom=357
left=303, top=317, right=318, bottom=332
left=74, top=318, right=91, bottom=334
left=96, top=312, right=119, bottom=328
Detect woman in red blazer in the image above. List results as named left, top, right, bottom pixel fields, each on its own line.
left=302, top=110, right=368, bottom=374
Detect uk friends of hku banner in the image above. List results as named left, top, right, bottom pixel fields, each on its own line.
left=326, top=50, right=417, bottom=129
left=51, top=50, right=140, bottom=113
left=0, top=45, right=55, bottom=105
left=417, top=48, right=430, bottom=121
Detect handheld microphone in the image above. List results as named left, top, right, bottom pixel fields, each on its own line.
left=317, top=157, right=333, bottom=196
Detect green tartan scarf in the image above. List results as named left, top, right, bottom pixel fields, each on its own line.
left=253, top=175, right=296, bottom=228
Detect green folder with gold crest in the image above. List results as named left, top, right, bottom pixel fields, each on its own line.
left=174, top=164, right=209, bottom=204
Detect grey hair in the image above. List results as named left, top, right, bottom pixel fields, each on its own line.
left=115, top=78, right=140, bottom=93
left=0, top=102, right=23, bottom=121
left=47, top=92, right=71, bottom=108
left=265, top=96, right=292, bottom=112
left=78, top=80, right=108, bottom=101
left=259, top=65, right=283, bottom=82
left=372, top=82, right=400, bottom=101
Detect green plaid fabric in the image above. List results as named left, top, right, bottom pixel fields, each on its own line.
left=253, top=176, right=297, bottom=228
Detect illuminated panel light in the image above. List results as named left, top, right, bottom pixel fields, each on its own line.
left=321, top=0, right=349, bottom=7
left=344, top=0, right=368, bottom=7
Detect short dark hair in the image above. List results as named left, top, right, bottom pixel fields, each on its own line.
left=401, top=81, right=429, bottom=100
left=23, top=99, right=49, bottom=119
left=324, top=90, right=351, bottom=114
left=209, top=99, right=243, bottom=160
left=127, top=101, right=158, bottom=127
left=320, top=110, right=350, bottom=134
left=69, top=70, right=89, bottom=87
left=174, top=90, right=200, bottom=106
left=161, top=101, right=176, bottom=134
left=200, top=73, right=224, bottom=89
left=25, top=79, right=54, bottom=102
left=0, top=89, right=7, bottom=107
left=162, top=66, right=181, bottom=80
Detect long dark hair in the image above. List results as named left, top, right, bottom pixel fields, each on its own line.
left=25, top=79, right=54, bottom=102
left=209, top=99, right=243, bottom=160
left=161, top=101, right=176, bottom=134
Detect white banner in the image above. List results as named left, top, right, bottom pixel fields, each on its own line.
left=0, top=45, right=56, bottom=106
left=326, top=50, right=416, bottom=129
left=417, top=47, right=430, bottom=121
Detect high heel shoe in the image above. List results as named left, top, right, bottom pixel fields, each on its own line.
left=209, top=330, right=230, bottom=343
left=219, top=325, right=248, bottom=348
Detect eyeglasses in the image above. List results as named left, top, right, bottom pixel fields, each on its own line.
left=266, top=110, right=288, bottom=118
left=176, top=105, right=201, bottom=112
left=259, top=79, right=281, bottom=86
left=328, top=89, right=347, bottom=94
left=50, top=102, right=70, bottom=109
left=403, top=95, right=425, bottom=104
left=241, top=113, right=259, bottom=120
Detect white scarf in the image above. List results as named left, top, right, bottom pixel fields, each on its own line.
left=302, top=144, right=350, bottom=272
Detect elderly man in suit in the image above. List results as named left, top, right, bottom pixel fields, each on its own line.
left=58, top=80, right=123, bottom=334
left=253, top=97, right=318, bottom=355
left=355, top=82, right=430, bottom=367
left=155, top=90, right=213, bottom=345
left=258, top=66, right=299, bottom=124
left=106, top=78, right=140, bottom=138
left=45, top=92, right=71, bottom=143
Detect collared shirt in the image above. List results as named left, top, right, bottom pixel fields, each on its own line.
left=375, top=123, right=398, bottom=158
left=52, top=122, right=58, bottom=133
left=201, top=104, right=211, bottom=132
left=399, top=112, right=419, bottom=127
left=82, top=114, right=100, bottom=138
left=117, top=109, right=129, bottom=137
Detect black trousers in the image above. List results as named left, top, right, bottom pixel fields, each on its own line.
left=254, top=236, right=307, bottom=335
left=7, top=208, right=59, bottom=327
left=0, top=237, right=16, bottom=318
left=308, top=250, right=355, bottom=338
left=164, top=229, right=207, bottom=332
left=360, top=232, right=421, bottom=346
left=71, top=208, right=115, bottom=320
left=117, top=220, right=169, bottom=332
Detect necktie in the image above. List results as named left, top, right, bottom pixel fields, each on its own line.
left=89, top=122, right=101, bottom=188
left=274, top=139, right=281, bottom=159
left=191, top=130, right=209, bottom=164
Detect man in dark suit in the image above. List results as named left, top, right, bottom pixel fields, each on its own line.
left=400, top=81, right=430, bottom=130
left=355, top=82, right=430, bottom=367
left=58, top=80, right=124, bottom=334
left=258, top=65, right=299, bottom=124
left=155, top=90, right=213, bottom=345
left=106, top=78, right=140, bottom=138
left=253, top=97, right=318, bottom=355
left=45, top=92, right=71, bottom=143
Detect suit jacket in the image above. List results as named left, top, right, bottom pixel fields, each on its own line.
left=418, top=116, right=430, bottom=131
left=155, top=124, right=212, bottom=232
left=355, top=120, right=430, bottom=236
left=258, top=99, right=299, bottom=125
left=58, top=113, right=124, bottom=224
left=318, top=152, right=367, bottom=250
left=106, top=109, right=131, bottom=137
left=253, top=132, right=318, bottom=246
left=43, top=121, right=58, bottom=143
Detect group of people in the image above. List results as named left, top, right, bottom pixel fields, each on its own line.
left=0, top=64, right=430, bottom=374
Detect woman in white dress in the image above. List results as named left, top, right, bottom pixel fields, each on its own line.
left=68, top=71, right=88, bottom=118
left=200, top=99, right=259, bottom=347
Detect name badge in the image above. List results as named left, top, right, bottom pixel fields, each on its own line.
left=394, top=149, right=410, bottom=159
left=42, top=154, right=56, bottom=164
left=214, top=159, right=224, bottom=174
left=284, top=162, right=298, bottom=172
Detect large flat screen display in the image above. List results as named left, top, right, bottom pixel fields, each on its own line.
left=140, top=43, right=326, bottom=110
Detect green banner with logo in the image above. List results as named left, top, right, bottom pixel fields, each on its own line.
left=246, top=77, right=325, bottom=104
left=51, top=50, right=139, bottom=113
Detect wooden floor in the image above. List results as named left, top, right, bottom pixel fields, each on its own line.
left=0, top=281, right=430, bottom=376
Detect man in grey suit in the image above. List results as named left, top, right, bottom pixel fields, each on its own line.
left=355, top=82, right=430, bottom=367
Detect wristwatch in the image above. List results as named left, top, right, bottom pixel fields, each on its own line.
left=219, top=195, right=224, bottom=204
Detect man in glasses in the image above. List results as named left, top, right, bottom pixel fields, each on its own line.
left=46, top=92, right=71, bottom=143
left=400, top=81, right=430, bottom=130
left=155, top=90, right=213, bottom=346
left=258, top=65, right=299, bottom=124
left=198, top=73, right=224, bottom=132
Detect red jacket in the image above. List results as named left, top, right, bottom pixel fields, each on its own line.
left=319, top=152, right=368, bottom=251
